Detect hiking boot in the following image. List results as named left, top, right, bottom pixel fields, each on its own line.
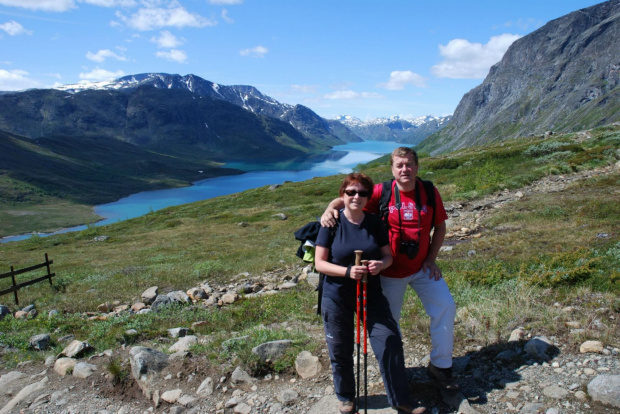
left=338, top=400, right=355, bottom=414
left=427, top=363, right=459, bottom=391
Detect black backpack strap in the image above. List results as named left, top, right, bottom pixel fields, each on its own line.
left=317, top=216, right=339, bottom=315
left=416, top=178, right=436, bottom=229
left=379, top=180, right=393, bottom=227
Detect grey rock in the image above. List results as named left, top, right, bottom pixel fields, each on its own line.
left=59, top=340, right=93, bottom=358
left=169, top=335, right=197, bottom=353
left=0, top=376, right=48, bottom=414
left=542, top=384, right=568, bottom=399
left=168, top=327, right=191, bottom=338
left=129, top=346, right=169, bottom=380
left=520, top=402, right=544, bottom=413
left=252, top=339, right=292, bottom=361
left=0, top=305, right=10, bottom=321
left=141, top=286, right=158, bottom=305
left=295, top=351, right=321, bottom=379
left=72, top=362, right=97, bottom=378
left=231, top=366, right=254, bottom=384
left=29, top=333, right=51, bottom=350
left=278, top=388, right=299, bottom=405
left=587, top=374, right=620, bottom=408
left=524, top=336, right=554, bottom=360
left=196, top=376, right=214, bottom=397
left=150, top=294, right=172, bottom=311
left=167, top=290, right=190, bottom=304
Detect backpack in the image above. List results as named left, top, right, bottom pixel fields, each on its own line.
left=378, top=178, right=436, bottom=229
left=294, top=218, right=339, bottom=315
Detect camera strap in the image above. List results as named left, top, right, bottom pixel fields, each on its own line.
left=393, top=181, right=422, bottom=244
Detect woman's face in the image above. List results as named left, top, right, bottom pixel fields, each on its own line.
left=343, top=181, right=370, bottom=212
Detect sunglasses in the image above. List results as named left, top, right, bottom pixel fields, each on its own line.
left=344, top=189, right=370, bottom=197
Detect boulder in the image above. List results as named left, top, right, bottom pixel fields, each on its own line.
left=141, top=286, right=159, bottom=305
left=29, top=334, right=51, bottom=351
left=252, top=340, right=292, bottom=362
left=587, top=374, right=620, bottom=408
left=54, top=358, right=77, bottom=376
left=295, top=351, right=321, bottom=379
left=73, top=362, right=97, bottom=378
left=59, top=340, right=93, bottom=358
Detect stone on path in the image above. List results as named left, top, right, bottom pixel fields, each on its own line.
left=169, top=335, right=197, bottom=353
left=252, top=340, right=292, bottom=361
left=542, top=384, right=568, bottom=399
left=231, top=366, right=254, bottom=384
left=54, top=358, right=77, bottom=376
left=587, top=374, right=620, bottom=408
left=59, top=339, right=92, bottom=358
left=196, top=376, right=214, bottom=397
left=0, top=376, right=48, bottom=414
left=73, top=362, right=97, bottom=378
left=295, top=351, right=322, bottom=379
left=580, top=340, right=604, bottom=353
left=524, top=336, right=554, bottom=360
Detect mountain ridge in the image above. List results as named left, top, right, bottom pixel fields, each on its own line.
left=53, top=73, right=361, bottom=147
left=335, top=114, right=452, bottom=145
left=419, top=0, right=620, bottom=154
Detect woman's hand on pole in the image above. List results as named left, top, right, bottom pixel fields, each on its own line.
left=348, top=265, right=368, bottom=280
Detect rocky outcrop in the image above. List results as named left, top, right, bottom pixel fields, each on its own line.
left=421, top=0, right=620, bottom=154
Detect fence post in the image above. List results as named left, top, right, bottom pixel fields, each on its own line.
left=45, top=253, right=53, bottom=286
left=10, top=266, right=19, bottom=305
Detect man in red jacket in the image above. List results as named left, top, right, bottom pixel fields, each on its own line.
left=321, top=146, right=457, bottom=391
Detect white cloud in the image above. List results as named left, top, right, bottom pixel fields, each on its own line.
left=0, top=69, right=41, bottom=90
left=82, top=0, right=137, bottom=7
left=208, top=0, right=243, bottom=4
left=239, top=45, right=267, bottom=58
left=0, top=0, right=75, bottom=12
left=431, top=33, right=520, bottom=79
left=86, top=49, right=126, bottom=62
left=324, top=90, right=382, bottom=100
left=155, top=49, right=187, bottom=63
left=221, top=9, right=234, bottom=24
left=290, top=84, right=318, bottom=94
left=116, top=3, right=217, bottom=31
left=79, top=67, right=125, bottom=81
left=151, top=30, right=183, bottom=48
left=0, top=20, right=33, bottom=36
left=379, top=70, right=426, bottom=90
left=495, top=18, right=543, bottom=32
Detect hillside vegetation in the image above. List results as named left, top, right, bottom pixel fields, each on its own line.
left=0, top=125, right=618, bottom=372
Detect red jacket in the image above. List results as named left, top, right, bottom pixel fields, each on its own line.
left=365, top=179, right=447, bottom=278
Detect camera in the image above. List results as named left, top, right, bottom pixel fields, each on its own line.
left=399, top=240, right=419, bottom=259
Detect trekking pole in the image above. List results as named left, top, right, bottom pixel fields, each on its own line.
left=354, top=250, right=363, bottom=414
left=361, top=259, right=369, bottom=414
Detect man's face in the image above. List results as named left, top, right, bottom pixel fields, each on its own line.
left=391, top=154, right=418, bottom=187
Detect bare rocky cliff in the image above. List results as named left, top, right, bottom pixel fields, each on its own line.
left=420, top=0, right=620, bottom=154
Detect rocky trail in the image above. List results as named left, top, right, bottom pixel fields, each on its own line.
left=1, top=164, right=618, bottom=414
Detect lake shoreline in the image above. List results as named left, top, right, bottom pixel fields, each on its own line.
left=1, top=141, right=403, bottom=243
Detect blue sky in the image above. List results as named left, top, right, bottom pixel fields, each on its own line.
left=0, top=0, right=604, bottom=120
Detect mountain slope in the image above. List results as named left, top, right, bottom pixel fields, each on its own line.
left=337, top=115, right=451, bottom=145
left=56, top=73, right=361, bottom=146
left=419, top=0, right=620, bottom=154
left=0, top=129, right=241, bottom=205
left=0, top=85, right=325, bottom=162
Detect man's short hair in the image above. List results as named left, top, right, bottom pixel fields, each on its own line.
left=390, top=147, right=418, bottom=166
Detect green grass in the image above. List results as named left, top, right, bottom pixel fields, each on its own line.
left=0, top=124, right=618, bottom=371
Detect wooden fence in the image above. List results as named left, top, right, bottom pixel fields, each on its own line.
left=0, top=253, right=55, bottom=305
